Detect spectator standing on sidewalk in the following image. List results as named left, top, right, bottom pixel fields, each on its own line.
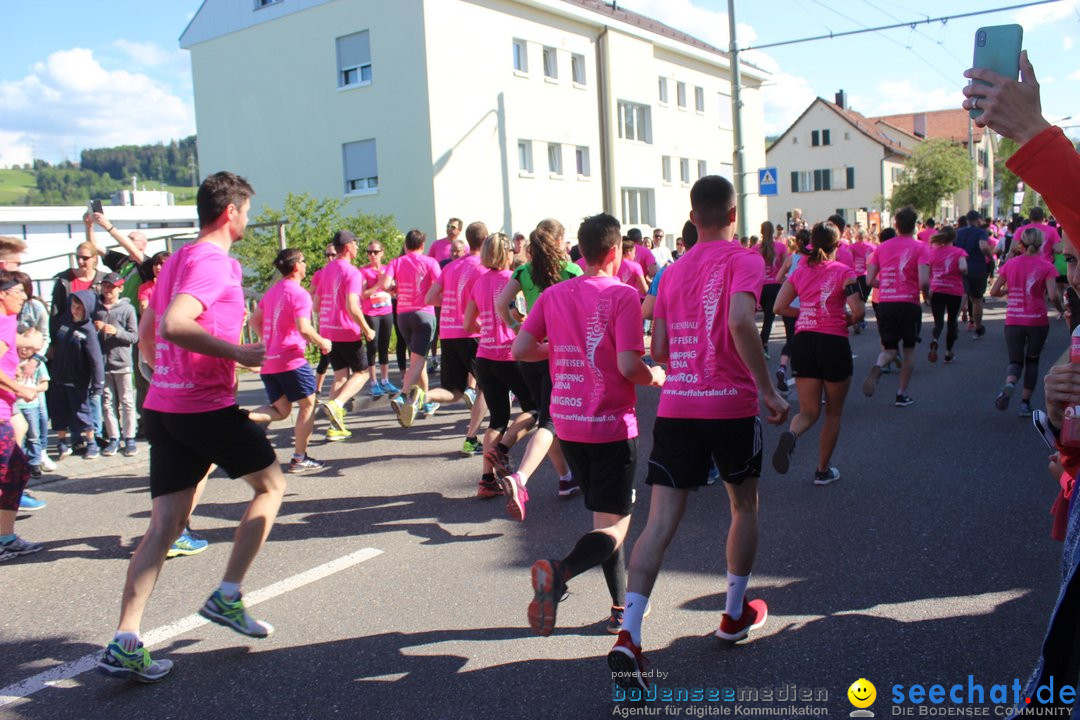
left=49, top=291, right=105, bottom=460
left=94, top=272, right=139, bottom=457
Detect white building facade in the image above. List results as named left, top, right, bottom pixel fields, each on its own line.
left=180, top=0, right=769, bottom=246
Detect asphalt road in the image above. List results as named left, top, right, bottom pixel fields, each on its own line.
left=0, top=295, right=1072, bottom=720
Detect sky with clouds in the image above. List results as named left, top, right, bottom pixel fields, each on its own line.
left=0, top=0, right=1077, bottom=168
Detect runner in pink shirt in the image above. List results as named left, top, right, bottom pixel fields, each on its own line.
left=628, top=228, right=657, bottom=278
left=100, top=173, right=285, bottom=683
left=863, top=207, right=931, bottom=406
left=618, top=241, right=648, bottom=297
left=424, top=222, right=489, bottom=464
left=312, top=231, right=376, bottom=439
left=310, top=243, right=336, bottom=397
left=427, top=217, right=461, bottom=264
left=771, top=221, right=864, bottom=486
left=917, top=219, right=937, bottom=244
left=1015, top=207, right=1062, bottom=264
left=609, top=177, right=789, bottom=692
left=380, top=230, right=443, bottom=427
left=990, top=226, right=1063, bottom=415
left=463, top=233, right=537, bottom=495
left=850, top=230, right=874, bottom=301
left=250, top=248, right=332, bottom=474
left=926, top=226, right=968, bottom=364
left=757, top=222, right=788, bottom=356
left=513, top=212, right=663, bottom=639
left=358, top=241, right=399, bottom=398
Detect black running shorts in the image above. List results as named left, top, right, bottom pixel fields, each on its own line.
left=647, top=416, right=762, bottom=488
left=790, top=331, right=854, bottom=382
left=875, top=302, right=921, bottom=350
left=327, top=340, right=369, bottom=373
left=560, top=438, right=637, bottom=515
left=145, top=406, right=277, bottom=498
left=440, top=337, right=478, bottom=395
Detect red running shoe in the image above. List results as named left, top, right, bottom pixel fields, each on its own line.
left=607, top=630, right=651, bottom=690
left=528, top=558, right=566, bottom=636
left=714, top=598, right=768, bottom=642
left=499, top=472, right=529, bottom=521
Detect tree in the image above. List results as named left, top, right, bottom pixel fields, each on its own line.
left=889, top=138, right=974, bottom=219
left=233, top=192, right=403, bottom=295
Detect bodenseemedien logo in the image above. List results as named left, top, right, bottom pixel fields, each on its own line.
left=848, top=678, right=877, bottom=718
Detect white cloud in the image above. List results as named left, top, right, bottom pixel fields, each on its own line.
left=851, top=80, right=965, bottom=117
left=1070, top=69, right=1080, bottom=80
left=0, top=48, right=194, bottom=165
left=1015, top=1, right=1077, bottom=29
left=1065, top=36, right=1075, bottom=50
left=112, top=39, right=179, bottom=67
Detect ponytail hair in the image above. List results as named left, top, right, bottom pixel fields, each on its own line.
left=930, top=226, right=956, bottom=246
left=794, top=227, right=812, bottom=256
left=529, top=218, right=565, bottom=290
left=759, top=221, right=775, bottom=266
left=274, top=248, right=304, bottom=276
left=804, top=221, right=840, bottom=265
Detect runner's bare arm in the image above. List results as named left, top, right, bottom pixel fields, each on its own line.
left=160, top=293, right=264, bottom=366
left=511, top=328, right=548, bottom=363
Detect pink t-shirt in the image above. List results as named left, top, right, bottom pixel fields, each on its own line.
left=522, top=275, right=644, bottom=443
left=0, top=313, right=17, bottom=420
left=315, top=259, right=364, bottom=342
left=762, top=241, right=788, bottom=284
left=917, top=228, right=936, bottom=244
left=635, top=243, right=657, bottom=274
left=144, top=242, right=245, bottom=414
left=437, top=254, right=484, bottom=340
left=575, top=257, right=587, bottom=271
left=617, top=258, right=646, bottom=297
left=359, top=265, right=393, bottom=317
left=259, top=278, right=312, bottom=375
left=869, top=235, right=930, bottom=304
left=835, top=244, right=855, bottom=269
left=790, top=261, right=856, bottom=338
left=654, top=240, right=765, bottom=420
left=1001, top=254, right=1057, bottom=326
left=851, top=242, right=873, bottom=275
left=470, top=269, right=515, bottom=361
left=387, top=251, right=441, bottom=314
left=1014, top=222, right=1063, bottom=262
left=929, top=246, right=968, bottom=296
left=428, top=237, right=452, bottom=264
left=138, top=280, right=156, bottom=305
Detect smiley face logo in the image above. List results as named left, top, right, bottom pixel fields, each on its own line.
left=848, top=679, right=876, bottom=709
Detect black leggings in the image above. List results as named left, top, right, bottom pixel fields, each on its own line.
left=364, top=313, right=393, bottom=367
left=930, top=293, right=962, bottom=351
left=392, top=304, right=407, bottom=373
left=1004, top=324, right=1050, bottom=392
left=780, top=315, right=796, bottom=358
left=759, top=283, right=782, bottom=347
left=474, top=357, right=536, bottom=432
left=316, top=352, right=331, bottom=374
left=518, top=359, right=554, bottom=431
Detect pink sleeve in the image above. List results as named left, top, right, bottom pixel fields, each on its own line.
left=176, top=252, right=229, bottom=310
left=429, top=257, right=443, bottom=282
left=921, top=245, right=932, bottom=264
left=384, top=259, right=397, bottom=280
left=868, top=247, right=880, bottom=268
left=522, top=291, right=548, bottom=339
left=732, top=252, right=766, bottom=300
left=347, top=269, right=364, bottom=298
left=613, top=289, right=645, bottom=353
left=294, top=286, right=312, bottom=319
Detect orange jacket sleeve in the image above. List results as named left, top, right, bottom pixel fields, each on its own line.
left=1006, top=126, right=1080, bottom=248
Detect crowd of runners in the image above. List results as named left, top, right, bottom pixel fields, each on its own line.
left=0, top=52, right=1076, bottom=713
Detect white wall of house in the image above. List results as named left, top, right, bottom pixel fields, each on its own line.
left=765, top=101, right=896, bottom=227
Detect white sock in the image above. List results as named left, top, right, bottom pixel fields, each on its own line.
left=725, top=572, right=750, bottom=619
left=219, top=581, right=241, bottom=600
left=114, top=631, right=140, bottom=653
left=517, top=471, right=530, bottom=486
left=559, top=472, right=573, bottom=483
left=622, top=592, right=650, bottom=646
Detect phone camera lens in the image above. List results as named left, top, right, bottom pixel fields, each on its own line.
left=977, top=31, right=987, bottom=47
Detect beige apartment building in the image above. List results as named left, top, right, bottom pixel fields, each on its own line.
left=180, top=0, right=770, bottom=244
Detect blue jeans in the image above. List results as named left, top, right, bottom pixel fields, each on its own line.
left=90, top=392, right=103, bottom=437
left=19, top=403, right=46, bottom=467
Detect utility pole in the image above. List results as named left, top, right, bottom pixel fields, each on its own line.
left=728, top=0, right=748, bottom=239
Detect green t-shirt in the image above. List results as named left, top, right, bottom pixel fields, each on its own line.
left=511, top=260, right=583, bottom=312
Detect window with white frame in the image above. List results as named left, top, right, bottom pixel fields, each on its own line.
left=679, top=158, right=690, bottom=184
left=548, top=143, right=563, bottom=175
left=658, top=77, right=668, bottom=104
left=617, top=101, right=651, bottom=143
left=717, top=92, right=733, bottom=130
left=697, top=160, right=707, bottom=178
left=662, top=156, right=672, bottom=183
left=543, top=47, right=558, bottom=80
left=518, top=140, right=534, bottom=174
left=677, top=82, right=687, bottom=108
left=513, top=39, right=528, bottom=73
left=621, top=188, right=654, bottom=226
left=575, top=146, right=591, bottom=177
left=343, top=139, right=378, bottom=193
left=571, top=53, right=586, bottom=85
left=694, top=86, right=704, bottom=112
left=336, top=31, right=372, bottom=88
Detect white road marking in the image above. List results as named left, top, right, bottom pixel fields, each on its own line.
left=0, top=547, right=383, bottom=708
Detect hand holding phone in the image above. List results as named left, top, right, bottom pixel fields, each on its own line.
left=90, top=199, right=103, bottom=214
left=968, top=24, right=1023, bottom=120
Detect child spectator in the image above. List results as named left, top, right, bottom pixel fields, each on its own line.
left=94, top=272, right=139, bottom=457
left=49, top=291, right=105, bottom=460
left=15, top=330, right=50, bottom=477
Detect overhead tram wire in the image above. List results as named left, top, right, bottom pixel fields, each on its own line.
left=856, top=0, right=971, bottom=67
left=743, top=0, right=1064, bottom=51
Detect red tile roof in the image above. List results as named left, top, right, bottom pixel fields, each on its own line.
left=871, top=109, right=985, bottom=145
left=825, top=102, right=912, bottom=156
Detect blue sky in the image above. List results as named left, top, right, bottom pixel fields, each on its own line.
left=1, top=0, right=1077, bottom=167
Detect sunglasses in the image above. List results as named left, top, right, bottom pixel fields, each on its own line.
left=367, top=249, right=382, bottom=254
left=325, top=253, right=336, bottom=259
left=76, top=255, right=94, bottom=261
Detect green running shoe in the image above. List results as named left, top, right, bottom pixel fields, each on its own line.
left=97, top=640, right=173, bottom=683
left=461, top=438, right=482, bottom=457
left=199, top=589, right=274, bottom=638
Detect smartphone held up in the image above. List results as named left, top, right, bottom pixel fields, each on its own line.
left=969, top=24, right=1023, bottom=120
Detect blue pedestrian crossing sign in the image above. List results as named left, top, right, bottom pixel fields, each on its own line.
left=758, top=167, right=778, bottom=196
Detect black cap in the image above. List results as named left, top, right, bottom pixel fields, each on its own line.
left=101, top=272, right=124, bottom=286
left=332, top=230, right=358, bottom=250
left=965, top=210, right=982, bottom=223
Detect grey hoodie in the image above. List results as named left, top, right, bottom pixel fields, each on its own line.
left=94, top=297, right=138, bottom=372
